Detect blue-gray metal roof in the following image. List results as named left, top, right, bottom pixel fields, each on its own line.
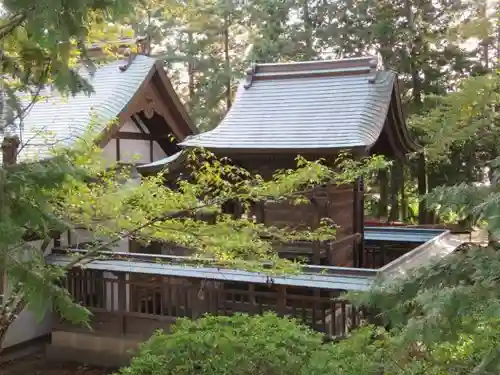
left=180, top=57, right=397, bottom=151
left=6, top=55, right=157, bottom=162
left=365, top=226, right=446, bottom=243
left=46, top=254, right=374, bottom=291
left=380, top=229, right=463, bottom=277
left=45, top=229, right=467, bottom=292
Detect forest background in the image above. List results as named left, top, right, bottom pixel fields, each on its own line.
left=117, top=0, right=499, bottom=224
left=1, top=0, right=500, bottom=374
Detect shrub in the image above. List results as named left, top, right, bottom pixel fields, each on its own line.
left=117, top=312, right=329, bottom=375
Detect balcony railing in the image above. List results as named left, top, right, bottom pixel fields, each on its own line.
left=57, top=269, right=361, bottom=340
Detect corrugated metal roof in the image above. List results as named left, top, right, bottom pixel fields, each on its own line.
left=365, top=226, right=446, bottom=243
left=5, top=55, right=157, bottom=162
left=180, top=56, right=397, bottom=151
left=46, top=254, right=374, bottom=291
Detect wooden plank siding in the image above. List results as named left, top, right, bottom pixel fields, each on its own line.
left=253, top=183, right=357, bottom=267
left=56, top=270, right=361, bottom=340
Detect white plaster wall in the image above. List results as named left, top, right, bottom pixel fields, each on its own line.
left=61, top=228, right=130, bottom=253
left=152, top=141, right=167, bottom=161
left=120, top=139, right=151, bottom=164
left=101, top=119, right=166, bottom=165
left=122, top=118, right=149, bottom=133
left=2, top=239, right=54, bottom=349
left=101, top=138, right=117, bottom=163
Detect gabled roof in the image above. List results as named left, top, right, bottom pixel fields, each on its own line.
left=5, top=55, right=195, bottom=163
left=180, top=56, right=417, bottom=154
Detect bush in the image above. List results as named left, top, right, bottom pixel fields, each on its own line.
left=118, top=312, right=500, bottom=375
left=116, top=312, right=328, bottom=375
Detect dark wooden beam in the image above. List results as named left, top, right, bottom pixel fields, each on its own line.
left=116, top=137, right=121, bottom=162
left=114, top=131, right=154, bottom=140
left=131, top=115, right=148, bottom=134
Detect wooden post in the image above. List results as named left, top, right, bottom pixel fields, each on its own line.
left=117, top=273, right=127, bottom=336
left=312, top=240, right=321, bottom=265
left=400, top=163, right=407, bottom=221
left=254, top=201, right=266, bottom=224
left=389, top=163, right=401, bottom=222
left=277, top=286, right=287, bottom=316
left=310, top=196, right=322, bottom=265
left=417, top=152, right=428, bottom=224
left=377, top=169, right=389, bottom=220
left=352, top=177, right=364, bottom=268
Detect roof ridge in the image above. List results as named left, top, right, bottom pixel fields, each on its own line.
left=243, top=56, right=379, bottom=89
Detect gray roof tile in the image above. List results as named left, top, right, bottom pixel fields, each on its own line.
left=5, top=55, right=157, bottom=162
left=180, top=57, right=399, bottom=151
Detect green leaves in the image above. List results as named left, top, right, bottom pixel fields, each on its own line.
left=349, top=247, right=500, bottom=374
left=410, top=74, right=500, bottom=163
left=116, top=313, right=333, bottom=375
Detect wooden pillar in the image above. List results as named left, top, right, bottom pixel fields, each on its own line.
left=417, top=152, right=428, bottom=224
left=117, top=273, right=127, bottom=336
left=311, top=196, right=322, bottom=265
left=400, top=161, right=407, bottom=221
left=389, top=163, right=401, bottom=222
left=377, top=169, right=389, bottom=220
left=254, top=201, right=266, bottom=224
left=352, top=177, right=364, bottom=268
left=312, top=240, right=321, bottom=265
left=276, top=285, right=287, bottom=316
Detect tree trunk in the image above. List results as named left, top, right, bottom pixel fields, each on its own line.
left=223, top=13, right=232, bottom=111
left=302, top=0, right=314, bottom=60
left=187, top=31, right=195, bottom=103
left=403, top=0, right=426, bottom=224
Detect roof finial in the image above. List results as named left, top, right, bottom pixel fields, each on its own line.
left=243, top=63, right=257, bottom=89
left=367, top=56, right=379, bottom=84
left=119, top=48, right=136, bottom=72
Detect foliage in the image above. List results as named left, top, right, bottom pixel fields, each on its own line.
left=350, top=246, right=500, bottom=374
left=116, top=309, right=500, bottom=375
left=410, top=73, right=500, bottom=164
left=0, top=120, right=388, bottom=347
left=423, top=150, right=500, bottom=236
left=57, top=140, right=388, bottom=272
left=0, top=0, right=136, bottom=130
left=115, top=313, right=383, bottom=375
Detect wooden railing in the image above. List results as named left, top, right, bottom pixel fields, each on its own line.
left=362, top=241, right=415, bottom=268
left=57, top=270, right=361, bottom=339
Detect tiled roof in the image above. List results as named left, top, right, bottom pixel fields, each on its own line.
left=4, top=55, right=157, bottom=162
left=180, top=56, right=403, bottom=151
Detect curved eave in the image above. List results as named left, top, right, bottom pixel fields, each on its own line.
left=178, top=145, right=367, bottom=156
left=390, top=76, right=420, bottom=153
left=136, top=150, right=187, bottom=176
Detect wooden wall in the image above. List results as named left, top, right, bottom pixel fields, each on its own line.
left=251, top=184, right=357, bottom=266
